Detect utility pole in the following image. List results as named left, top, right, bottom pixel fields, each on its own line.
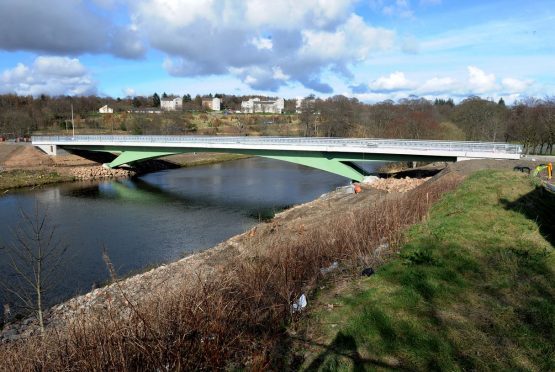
left=71, top=104, right=75, bottom=138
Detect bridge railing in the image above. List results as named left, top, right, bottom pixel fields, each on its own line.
left=32, top=135, right=523, bottom=154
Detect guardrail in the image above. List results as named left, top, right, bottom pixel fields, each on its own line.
left=32, top=135, right=523, bottom=155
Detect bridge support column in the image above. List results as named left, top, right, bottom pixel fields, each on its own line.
left=262, top=154, right=365, bottom=182
left=107, top=150, right=180, bottom=168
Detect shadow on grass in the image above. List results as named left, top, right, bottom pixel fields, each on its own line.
left=293, top=332, right=409, bottom=371
left=500, top=185, right=555, bottom=247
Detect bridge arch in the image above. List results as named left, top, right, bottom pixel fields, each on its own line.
left=104, top=149, right=380, bottom=181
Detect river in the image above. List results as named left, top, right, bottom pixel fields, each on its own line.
left=0, top=157, right=384, bottom=309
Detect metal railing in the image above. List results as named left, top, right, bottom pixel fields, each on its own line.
left=32, top=135, right=523, bottom=154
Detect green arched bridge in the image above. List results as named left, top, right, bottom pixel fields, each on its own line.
left=32, top=135, right=522, bottom=182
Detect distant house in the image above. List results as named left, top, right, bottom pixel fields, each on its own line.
left=202, top=97, right=221, bottom=111
left=160, top=97, right=182, bottom=111
left=241, top=97, right=284, bottom=114
left=99, top=105, right=113, bottom=114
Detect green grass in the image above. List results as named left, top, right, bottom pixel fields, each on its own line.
left=0, top=169, right=74, bottom=192
left=298, top=171, right=555, bottom=371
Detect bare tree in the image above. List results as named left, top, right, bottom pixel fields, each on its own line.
left=0, top=202, right=67, bottom=333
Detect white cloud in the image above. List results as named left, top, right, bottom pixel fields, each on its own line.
left=369, top=71, right=415, bottom=92
left=467, top=65, right=497, bottom=93
left=501, top=77, right=533, bottom=93
left=127, top=0, right=393, bottom=92
left=418, top=77, right=458, bottom=94
left=123, top=87, right=136, bottom=97
left=374, top=0, right=414, bottom=18
left=272, top=67, right=290, bottom=80
left=34, top=56, right=87, bottom=77
left=351, top=67, right=535, bottom=102
left=0, top=56, right=96, bottom=96
left=1, top=63, right=29, bottom=82
left=300, top=14, right=394, bottom=62
left=251, top=36, right=273, bottom=50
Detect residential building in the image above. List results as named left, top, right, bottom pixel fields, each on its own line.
left=160, top=97, right=182, bottom=111
left=202, top=97, right=221, bottom=111
left=98, top=105, right=113, bottom=114
left=241, top=97, right=284, bottom=114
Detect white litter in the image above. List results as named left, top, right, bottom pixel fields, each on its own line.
left=292, top=294, right=307, bottom=312
left=320, top=261, right=339, bottom=275
left=362, top=175, right=379, bottom=184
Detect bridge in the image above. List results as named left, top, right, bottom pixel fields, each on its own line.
left=32, top=135, right=522, bottom=182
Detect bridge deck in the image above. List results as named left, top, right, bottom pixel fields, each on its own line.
left=32, top=135, right=522, bottom=159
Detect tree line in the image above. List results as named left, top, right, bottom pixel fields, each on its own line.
left=0, top=93, right=553, bottom=154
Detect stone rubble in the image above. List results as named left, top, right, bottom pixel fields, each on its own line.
left=61, top=165, right=135, bottom=180
left=367, top=176, right=431, bottom=193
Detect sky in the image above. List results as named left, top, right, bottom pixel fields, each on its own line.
left=0, top=0, right=553, bottom=103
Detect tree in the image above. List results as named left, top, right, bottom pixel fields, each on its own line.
left=132, top=97, right=142, bottom=108
left=498, top=97, right=506, bottom=107
left=152, top=93, right=161, bottom=108
left=193, top=95, right=202, bottom=110
left=0, top=203, right=67, bottom=333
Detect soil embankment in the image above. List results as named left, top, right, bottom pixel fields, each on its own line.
left=0, top=143, right=248, bottom=192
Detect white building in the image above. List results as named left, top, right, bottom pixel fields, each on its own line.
left=241, top=97, right=284, bottom=114
left=98, top=105, right=113, bottom=114
left=160, top=97, right=182, bottom=111
left=202, top=97, right=221, bottom=111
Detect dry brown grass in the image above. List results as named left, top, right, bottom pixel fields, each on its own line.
left=0, top=174, right=462, bottom=370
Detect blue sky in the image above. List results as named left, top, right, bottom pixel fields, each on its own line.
left=0, top=0, right=553, bottom=103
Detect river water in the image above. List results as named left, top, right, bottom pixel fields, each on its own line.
left=0, top=157, right=384, bottom=308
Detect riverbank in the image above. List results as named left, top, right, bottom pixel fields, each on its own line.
left=1, top=173, right=421, bottom=341
left=0, top=157, right=461, bottom=368
left=1, top=158, right=549, bottom=370
left=293, top=170, right=554, bottom=370
left=0, top=142, right=248, bottom=193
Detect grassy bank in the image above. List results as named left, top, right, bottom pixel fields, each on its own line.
left=297, top=171, right=555, bottom=370
left=0, top=169, right=74, bottom=192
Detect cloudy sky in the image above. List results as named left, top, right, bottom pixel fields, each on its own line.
left=0, top=0, right=553, bottom=102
